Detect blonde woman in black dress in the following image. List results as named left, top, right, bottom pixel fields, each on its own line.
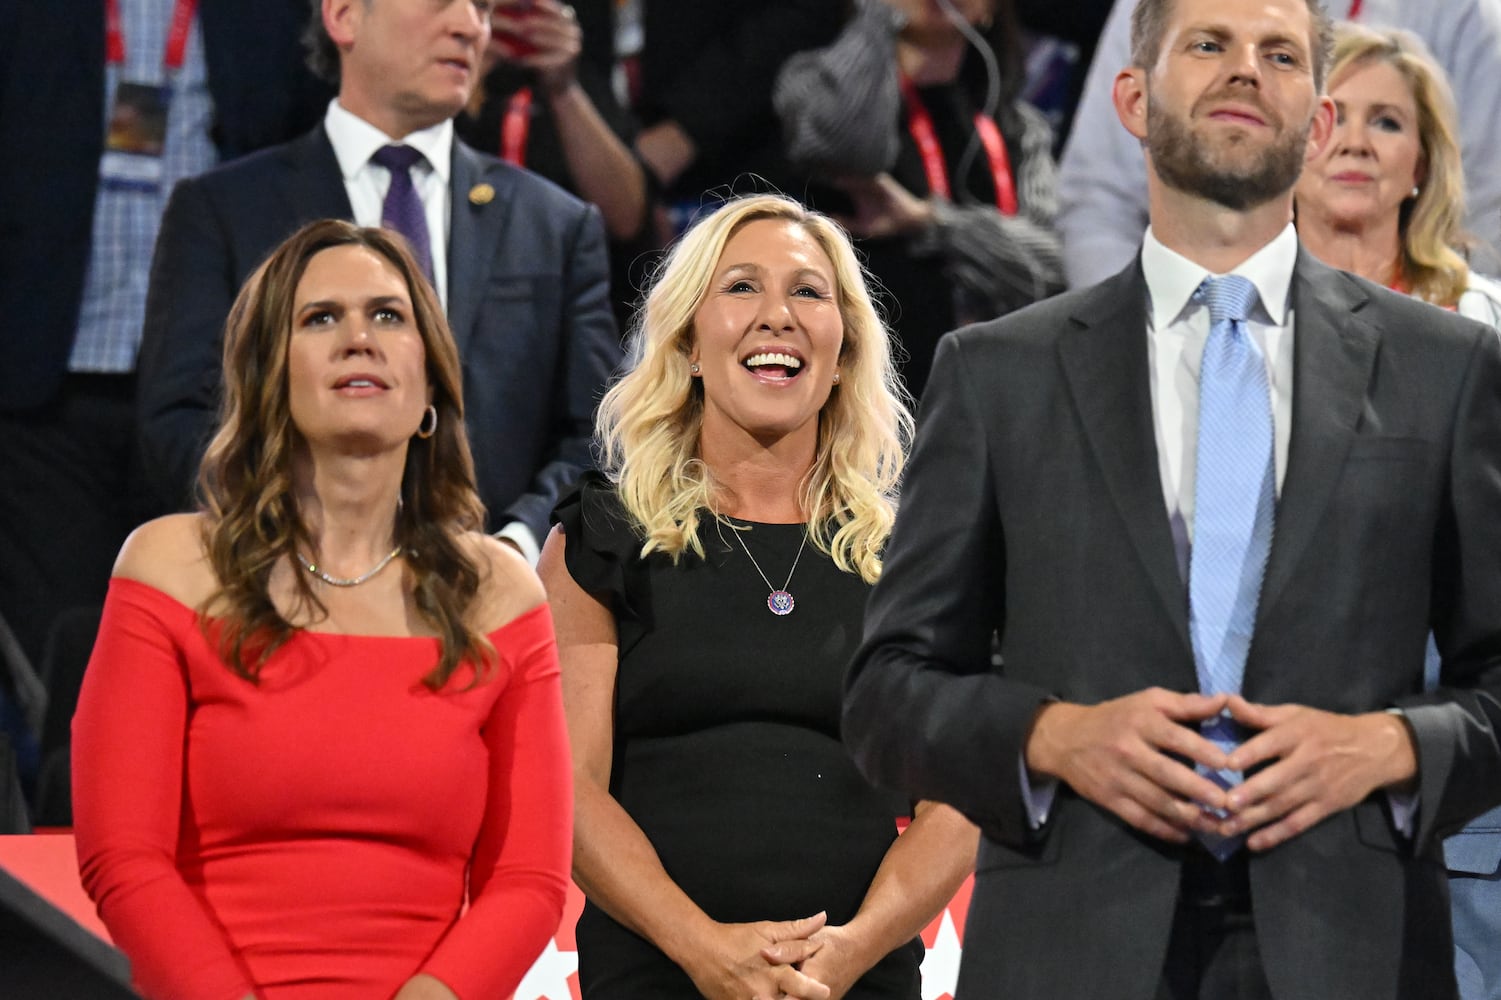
left=539, top=194, right=977, bottom=1000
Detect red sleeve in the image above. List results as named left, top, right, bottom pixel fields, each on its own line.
left=71, top=578, right=258, bottom=1000
left=421, top=603, right=574, bottom=998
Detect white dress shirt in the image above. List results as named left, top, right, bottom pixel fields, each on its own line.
left=324, top=100, right=453, bottom=308
left=1142, top=223, right=1296, bottom=575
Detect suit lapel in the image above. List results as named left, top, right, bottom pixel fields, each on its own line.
left=1258, top=250, right=1379, bottom=617
left=446, top=141, right=513, bottom=354
left=283, top=126, right=354, bottom=224
left=1059, top=262, right=1193, bottom=655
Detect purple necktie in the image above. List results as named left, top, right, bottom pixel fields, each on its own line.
left=370, top=144, right=434, bottom=284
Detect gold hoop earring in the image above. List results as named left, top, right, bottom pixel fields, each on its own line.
left=415, top=404, right=438, bottom=439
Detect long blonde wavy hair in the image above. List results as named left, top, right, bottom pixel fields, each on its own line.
left=1327, top=25, right=1473, bottom=306
left=197, top=220, right=492, bottom=689
left=597, top=195, right=912, bottom=584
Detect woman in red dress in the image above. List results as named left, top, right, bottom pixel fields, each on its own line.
left=72, top=220, right=573, bottom=1000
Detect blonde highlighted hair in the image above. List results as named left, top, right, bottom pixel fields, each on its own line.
left=1328, top=24, right=1472, bottom=306
left=596, top=194, right=912, bottom=583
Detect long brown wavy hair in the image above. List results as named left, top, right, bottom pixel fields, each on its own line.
left=197, top=219, right=492, bottom=689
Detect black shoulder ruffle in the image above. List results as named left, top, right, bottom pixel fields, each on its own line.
left=550, top=472, right=648, bottom=630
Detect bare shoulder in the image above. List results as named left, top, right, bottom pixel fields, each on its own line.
left=112, top=513, right=218, bottom=608
left=463, top=532, right=547, bottom=633
left=537, top=523, right=617, bottom=646
left=537, top=523, right=573, bottom=593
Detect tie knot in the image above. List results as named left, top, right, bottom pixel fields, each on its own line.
left=1196, top=274, right=1258, bottom=326
left=371, top=144, right=425, bottom=174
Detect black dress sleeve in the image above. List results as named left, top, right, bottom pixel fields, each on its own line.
left=550, top=473, right=651, bottom=646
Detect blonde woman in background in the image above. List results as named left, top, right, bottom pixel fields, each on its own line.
left=540, top=194, right=976, bottom=1000
left=1295, top=24, right=1501, bottom=323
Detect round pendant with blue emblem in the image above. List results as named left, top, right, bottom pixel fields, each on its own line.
left=767, top=590, right=795, bottom=616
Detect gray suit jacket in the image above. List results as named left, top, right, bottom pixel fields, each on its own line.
left=844, top=251, right=1501, bottom=1000
left=137, top=126, right=621, bottom=540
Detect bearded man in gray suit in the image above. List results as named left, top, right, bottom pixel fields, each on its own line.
left=844, top=0, right=1501, bottom=996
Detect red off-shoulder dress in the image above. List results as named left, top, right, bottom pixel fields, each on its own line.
left=72, top=577, right=572, bottom=1000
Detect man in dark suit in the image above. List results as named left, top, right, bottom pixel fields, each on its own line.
left=843, top=0, right=1501, bottom=997
left=138, top=0, right=620, bottom=554
left=0, top=0, right=329, bottom=668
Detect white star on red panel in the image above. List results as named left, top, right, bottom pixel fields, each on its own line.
left=513, top=937, right=579, bottom=1000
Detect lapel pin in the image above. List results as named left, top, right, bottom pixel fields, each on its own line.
left=468, top=183, right=495, bottom=206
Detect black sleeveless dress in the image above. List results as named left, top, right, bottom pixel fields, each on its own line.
left=553, top=476, right=922, bottom=999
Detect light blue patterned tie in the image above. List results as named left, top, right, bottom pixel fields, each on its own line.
left=1188, top=274, right=1275, bottom=858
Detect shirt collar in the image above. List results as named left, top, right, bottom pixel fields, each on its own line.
left=1141, top=222, right=1298, bottom=331
left=323, top=99, right=453, bottom=185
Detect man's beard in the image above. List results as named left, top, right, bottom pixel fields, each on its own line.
left=1146, top=92, right=1310, bottom=211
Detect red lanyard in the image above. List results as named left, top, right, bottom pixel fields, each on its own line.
left=500, top=87, right=533, bottom=166
left=900, top=76, right=1018, bottom=216
left=105, top=0, right=199, bottom=71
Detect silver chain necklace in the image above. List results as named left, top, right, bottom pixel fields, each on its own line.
left=729, top=526, right=809, bottom=616
left=298, top=545, right=403, bottom=587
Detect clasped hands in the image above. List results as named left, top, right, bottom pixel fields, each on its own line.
left=1026, top=688, right=1418, bottom=851
left=682, top=911, right=867, bottom=1000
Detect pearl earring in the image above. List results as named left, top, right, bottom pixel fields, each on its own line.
left=832, top=370, right=841, bottom=385
left=1410, top=186, right=1421, bottom=199
left=689, top=362, right=701, bottom=375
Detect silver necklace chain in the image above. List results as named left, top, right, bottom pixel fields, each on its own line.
left=729, top=525, right=809, bottom=615
left=298, top=545, right=404, bottom=587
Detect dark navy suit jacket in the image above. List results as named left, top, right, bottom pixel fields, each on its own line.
left=136, top=126, right=620, bottom=541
